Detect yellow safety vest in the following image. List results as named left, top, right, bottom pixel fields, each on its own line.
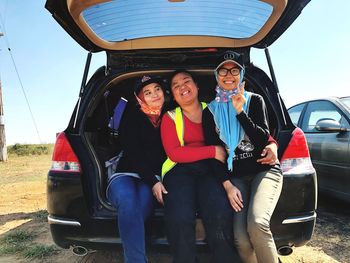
left=161, top=102, right=207, bottom=179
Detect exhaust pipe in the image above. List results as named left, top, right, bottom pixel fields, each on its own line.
left=72, top=245, right=89, bottom=257
left=277, top=245, right=293, bottom=256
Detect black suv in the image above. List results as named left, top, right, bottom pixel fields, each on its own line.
left=46, top=0, right=317, bottom=257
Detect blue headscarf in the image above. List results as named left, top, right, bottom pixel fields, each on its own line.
left=208, top=86, right=252, bottom=171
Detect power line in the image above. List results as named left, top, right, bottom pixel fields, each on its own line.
left=0, top=12, right=42, bottom=143
left=0, top=0, right=9, bottom=28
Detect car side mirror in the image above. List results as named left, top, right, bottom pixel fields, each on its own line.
left=315, top=119, right=349, bottom=132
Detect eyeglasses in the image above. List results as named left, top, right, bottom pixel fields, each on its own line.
left=217, top=67, right=240, bottom=77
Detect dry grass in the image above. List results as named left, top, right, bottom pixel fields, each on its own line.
left=0, top=154, right=50, bottom=215
left=0, top=154, right=51, bottom=183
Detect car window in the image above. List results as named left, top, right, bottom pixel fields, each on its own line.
left=301, top=101, right=342, bottom=133
left=82, top=0, right=273, bottom=42
left=340, top=97, right=350, bottom=111
left=339, top=115, right=350, bottom=128
left=288, top=103, right=305, bottom=126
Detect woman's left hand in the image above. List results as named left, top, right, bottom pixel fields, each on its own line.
left=231, top=81, right=246, bottom=114
left=152, top=182, right=168, bottom=205
left=222, top=180, right=243, bottom=212
left=257, top=143, right=279, bottom=165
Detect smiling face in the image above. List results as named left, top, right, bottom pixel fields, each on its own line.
left=171, top=72, right=199, bottom=107
left=217, top=62, right=241, bottom=91
left=141, top=82, right=165, bottom=109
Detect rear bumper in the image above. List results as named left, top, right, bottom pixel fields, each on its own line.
left=282, top=212, right=316, bottom=225
left=49, top=212, right=316, bottom=252
left=48, top=216, right=81, bottom=227
left=272, top=171, right=318, bottom=248
left=48, top=171, right=317, bottom=251
left=48, top=215, right=121, bottom=250
left=274, top=212, right=316, bottom=249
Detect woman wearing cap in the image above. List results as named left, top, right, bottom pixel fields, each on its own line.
left=202, top=51, right=283, bottom=263
left=106, top=75, right=168, bottom=263
left=160, top=70, right=242, bottom=263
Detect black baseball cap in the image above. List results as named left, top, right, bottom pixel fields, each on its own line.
left=215, top=50, right=244, bottom=71
left=134, top=75, right=165, bottom=95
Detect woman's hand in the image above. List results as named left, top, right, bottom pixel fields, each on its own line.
left=152, top=181, right=168, bottom=205
left=215, top=146, right=227, bottom=163
left=231, top=81, right=246, bottom=114
left=257, top=143, right=279, bottom=165
left=222, top=180, right=243, bottom=212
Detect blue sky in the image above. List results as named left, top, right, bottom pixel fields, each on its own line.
left=0, top=1, right=349, bottom=145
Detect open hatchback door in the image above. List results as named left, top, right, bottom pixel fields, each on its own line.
left=45, top=0, right=310, bottom=52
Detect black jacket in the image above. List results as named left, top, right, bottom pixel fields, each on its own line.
left=116, top=104, right=166, bottom=188
left=203, top=93, right=273, bottom=182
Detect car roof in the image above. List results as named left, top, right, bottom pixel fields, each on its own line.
left=288, top=96, right=350, bottom=110
left=45, top=0, right=311, bottom=52
left=288, top=96, right=338, bottom=105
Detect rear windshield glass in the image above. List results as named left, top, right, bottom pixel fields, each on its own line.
left=82, top=0, right=273, bottom=42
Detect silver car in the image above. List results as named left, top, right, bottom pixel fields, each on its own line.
left=288, top=97, right=350, bottom=202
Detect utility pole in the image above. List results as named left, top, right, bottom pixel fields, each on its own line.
left=0, top=32, right=8, bottom=161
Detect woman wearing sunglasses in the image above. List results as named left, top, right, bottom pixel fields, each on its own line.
left=202, top=51, right=283, bottom=263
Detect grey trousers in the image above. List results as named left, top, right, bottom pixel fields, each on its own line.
left=231, top=168, right=283, bottom=263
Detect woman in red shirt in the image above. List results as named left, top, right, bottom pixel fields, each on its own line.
left=160, top=70, right=241, bottom=263
left=160, top=69, right=278, bottom=263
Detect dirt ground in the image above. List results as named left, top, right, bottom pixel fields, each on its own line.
left=0, top=155, right=349, bottom=263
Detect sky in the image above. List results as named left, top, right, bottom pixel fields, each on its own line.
left=0, top=1, right=349, bottom=146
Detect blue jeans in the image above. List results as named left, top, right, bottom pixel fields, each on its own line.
left=231, top=168, right=283, bottom=263
left=107, top=175, right=153, bottom=263
left=163, top=161, right=242, bottom=263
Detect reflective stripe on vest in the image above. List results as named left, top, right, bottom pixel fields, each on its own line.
left=161, top=102, right=207, bottom=179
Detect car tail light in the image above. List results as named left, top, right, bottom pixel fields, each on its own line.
left=280, top=127, right=315, bottom=175
left=50, top=132, right=81, bottom=173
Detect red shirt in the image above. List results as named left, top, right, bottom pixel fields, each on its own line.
left=161, top=113, right=216, bottom=163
